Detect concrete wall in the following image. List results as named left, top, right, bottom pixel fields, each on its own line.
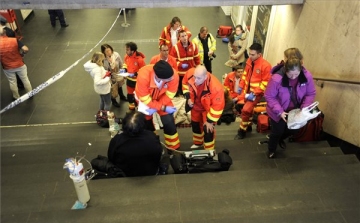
left=266, top=1, right=360, bottom=146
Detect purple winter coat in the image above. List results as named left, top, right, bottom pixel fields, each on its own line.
left=265, top=63, right=316, bottom=122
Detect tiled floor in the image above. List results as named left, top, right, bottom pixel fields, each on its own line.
left=1, top=7, right=233, bottom=125
left=1, top=8, right=359, bottom=223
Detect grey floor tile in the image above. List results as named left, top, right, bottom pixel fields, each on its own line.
left=179, top=192, right=326, bottom=222
left=300, top=176, right=360, bottom=193
left=340, top=208, right=360, bottom=223
left=1, top=213, right=31, bottom=223
left=1, top=194, right=45, bottom=215
left=183, top=211, right=347, bottom=223
left=294, top=163, right=360, bottom=180
left=28, top=203, right=182, bottom=223
left=174, top=167, right=290, bottom=186
left=318, top=191, right=360, bottom=210
left=177, top=179, right=305, bottom=201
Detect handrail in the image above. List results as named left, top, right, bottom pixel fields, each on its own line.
left=313, top=77, right=360, bottom=88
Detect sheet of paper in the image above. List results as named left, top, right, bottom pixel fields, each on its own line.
left=137, top=100, right=150, bottom=115
left=117, top=72, right=130, bottom=77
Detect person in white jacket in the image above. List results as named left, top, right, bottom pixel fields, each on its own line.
left=84, top=52, right=112, bottom=111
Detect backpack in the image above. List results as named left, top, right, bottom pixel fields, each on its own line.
left=170, top=149, right=233, bottom=174
left=216, top=26, right=233, bottom=38
left=96, top=110, right=109, bottom=128
left=90, top=155, right=126, bottom=179
left=289, top=112, right=324, bottom=142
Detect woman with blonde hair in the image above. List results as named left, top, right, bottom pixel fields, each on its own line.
left=84, top=52, right=112, bottom=111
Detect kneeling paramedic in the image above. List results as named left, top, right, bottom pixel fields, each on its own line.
left=135, top=60, right=181, bottom=150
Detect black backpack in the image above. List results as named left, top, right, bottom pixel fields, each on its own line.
left=170, top=149, right=233, bottom=174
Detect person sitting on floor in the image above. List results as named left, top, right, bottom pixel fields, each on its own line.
left=107, top=111, right=163, bottom=177
left=217, top=88, right=236, bottom=125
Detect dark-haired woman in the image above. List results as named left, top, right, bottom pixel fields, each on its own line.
left=101, top=43, right=127, bottom=108
left=225, top=25, right=248, bottom=69
left=264, top=56, right=316, bottom=158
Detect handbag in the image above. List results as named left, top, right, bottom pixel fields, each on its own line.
left=111, top=82, right=119, bottom=98
left=287, top=101, right=321, bottom=130
left=290, top=112, right=324, bottom=142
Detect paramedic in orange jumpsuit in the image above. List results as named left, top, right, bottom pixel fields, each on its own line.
left=135, top=60, right=180, bottom=150
left=170, top=30, right=200, bottom=95
left=223, top=65, right=245, bottom=113
left=236, top=43, right=271, bottom=139
left=159, top=16, right=191, bottom=50
left=183, top=65, right=224, bottom=150
left=122, top=42, right=146, bottom=111
left=149, top=43, right=178, bottom=71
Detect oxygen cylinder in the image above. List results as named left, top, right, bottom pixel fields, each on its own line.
left=64, top=158, right=90, bottom=205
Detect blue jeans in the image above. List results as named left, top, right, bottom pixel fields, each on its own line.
left=3, top=64, right=32, bottom=99
left=100, top=93, right=111, bottom=111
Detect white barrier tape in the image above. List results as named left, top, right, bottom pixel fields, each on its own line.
left=0, top=9, right=123, bottom=115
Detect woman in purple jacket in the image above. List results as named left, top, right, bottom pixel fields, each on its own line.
left=264, top=56, right=316, bottom=158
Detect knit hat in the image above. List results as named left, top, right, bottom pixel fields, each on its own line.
left=153, top=60, right=173, bottom=79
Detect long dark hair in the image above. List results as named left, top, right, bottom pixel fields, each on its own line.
left=101, top=43, right=113, bottom=55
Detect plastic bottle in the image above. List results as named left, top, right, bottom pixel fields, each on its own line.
left=64, top=158, right=90, bottom=205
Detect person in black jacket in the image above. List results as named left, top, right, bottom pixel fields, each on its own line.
left=107, top=111, right=163, bottom=177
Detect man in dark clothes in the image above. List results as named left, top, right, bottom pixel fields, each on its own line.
left=107, top=111, right=163, bottom=177
left=48, top=10, right=69, bottom=28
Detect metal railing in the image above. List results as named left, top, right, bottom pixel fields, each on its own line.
left=314, top=77, right=360, bottom=88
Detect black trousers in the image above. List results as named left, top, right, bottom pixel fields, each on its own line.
left=48, top=10, right=67, bottom=26
left=268, top=118, right=299, bottom=153
left=203, top=58, right=212, bottom=74
left=176, top=75, right=184, bottom=96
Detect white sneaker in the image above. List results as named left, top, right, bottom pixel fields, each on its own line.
left=190, top=144, right=202, bottom=149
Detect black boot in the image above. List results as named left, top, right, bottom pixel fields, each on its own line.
left=278, top=140, right=286, bottom=150
left=111, top=98, right=120, bottom=107
left=247, top=125, right=252, bottom=132
left=119, top=87, right=128, bottom=101
left=235, top=129, right=246, bottom=139
left=267, top=150, right=276, bottom=159
left=119, top=95, right=128, bottom=102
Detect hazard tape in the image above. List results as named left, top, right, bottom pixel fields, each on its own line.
left=0, top=9, right=124, bottom=114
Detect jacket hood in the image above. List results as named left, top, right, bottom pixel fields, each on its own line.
left=279, top=66, right=309, bottom=87
left=84, top=60, right=99, bottom=73
left=271, top=61, right=284, bottom=74
left=135, top=51, right=146, bottom=59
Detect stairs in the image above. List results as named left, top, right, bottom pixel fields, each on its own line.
left=1, top=123, right=359, bottom=222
